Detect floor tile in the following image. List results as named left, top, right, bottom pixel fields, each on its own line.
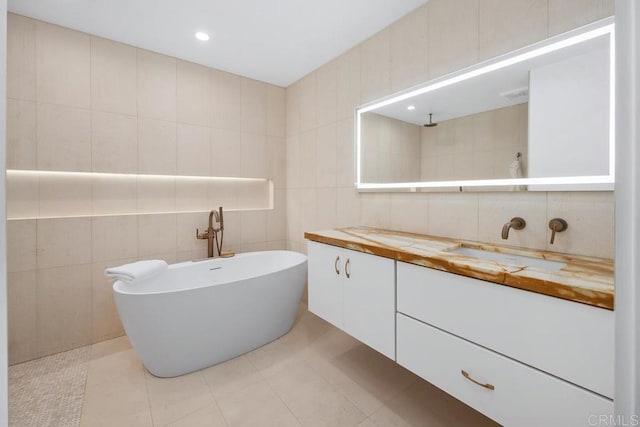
left=245, top=338, right=307, bottom=378
left=80, top=340, right=152, bottom=427
left=359, top=380, right=499, bottom=427
left=278, top=310, right=333, bottom=351
left=305, top=326, right=361, bottom=361
left=165, top=402, right=228, bottom=427
left=202, top=355, right=263, bottom=399
left=308, top=343, right=418, bottom=416
left=267, top=360, right=367, bottom=427
left=145, top=369, right=215, bottom=426
left=216, top=380, right=301, bottom=427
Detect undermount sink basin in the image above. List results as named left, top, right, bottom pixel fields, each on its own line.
left=450, top=247, right=566, bottom=272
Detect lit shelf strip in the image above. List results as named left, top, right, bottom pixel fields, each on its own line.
left=6, top=208, right=274, bottom=221
left=6, top=169, right=269, bottom=182
left=6, top=170, right=274, bottom=220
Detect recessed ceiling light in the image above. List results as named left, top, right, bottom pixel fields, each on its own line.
left=407, top=105, right=416, bottom=110
left=195, top=32, right=210, bottom=41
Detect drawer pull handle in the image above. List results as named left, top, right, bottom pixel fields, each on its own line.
left=335, top=256, right=340, bottom=275
left=461, top=370, right=495, bottom=391
left=345, top=259, right=351, bottom=278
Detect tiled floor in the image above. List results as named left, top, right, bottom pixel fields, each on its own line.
left=10, top=304, right=499, bottom=427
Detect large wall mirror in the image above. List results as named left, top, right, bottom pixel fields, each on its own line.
left=355, top=18, right=614, bottom=192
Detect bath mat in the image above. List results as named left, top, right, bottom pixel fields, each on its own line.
left=9, top=346, right=91, bottom=427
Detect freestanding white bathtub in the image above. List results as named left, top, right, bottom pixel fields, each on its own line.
left=113, top=251, right=307, bottom=377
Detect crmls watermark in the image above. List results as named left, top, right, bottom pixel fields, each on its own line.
left=588, top=414, right=640, bottom=426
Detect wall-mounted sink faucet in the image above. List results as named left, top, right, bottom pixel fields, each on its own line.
left=196, top=207, right=224, bottom=257
left=501, top=217, right=526, bottom=240
left=548, top=218, right=568, bottom=244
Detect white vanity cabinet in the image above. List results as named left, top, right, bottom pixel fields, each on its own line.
left=307, top=241, right=395, bottom=359
left=395, top=261, right=614, bottom=425
left=306, top=238, right=614, bottom=425
left=396, top=261, right=614, bottom=399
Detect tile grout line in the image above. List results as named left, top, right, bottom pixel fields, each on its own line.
left=142, top=369, right=156, bottom=427
left=299, top=341, right=376, bottom=418
left=76, top=345, right=92, bottom=425
left=201, top=369, right=231, bottom=427
left=262, top=369, right=304, bottom=427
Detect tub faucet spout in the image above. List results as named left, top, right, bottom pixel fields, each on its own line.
left=501, top=217, right=526, bottom=240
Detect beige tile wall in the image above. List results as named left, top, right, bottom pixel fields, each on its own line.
left=421, top=104, right=528, bottom=181
left=285, top=0, right=615, bottom=260
left=360, top=113, right=422, bottom=183
left=6, top=13, right=287, bottom=364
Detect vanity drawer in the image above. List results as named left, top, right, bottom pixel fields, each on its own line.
left=396, top=262, right=614, bottom=398
left=397, top=314, right=613, bottom=427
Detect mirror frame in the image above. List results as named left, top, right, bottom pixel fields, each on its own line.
left=354, top=18, right=615, bottom=192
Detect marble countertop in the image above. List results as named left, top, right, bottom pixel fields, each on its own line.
left=304, top=227, right=614, bottom=310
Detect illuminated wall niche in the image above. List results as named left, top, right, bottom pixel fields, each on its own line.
left=6, top=170, right=273, bottom=219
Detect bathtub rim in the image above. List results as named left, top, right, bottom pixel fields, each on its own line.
left=112, top=250, right=307, bottom=296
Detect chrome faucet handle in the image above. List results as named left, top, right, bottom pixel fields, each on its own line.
left=548, top=218, right=568, bottom=244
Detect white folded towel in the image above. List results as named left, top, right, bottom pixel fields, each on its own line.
left=104, top=260, right=168, bottom=283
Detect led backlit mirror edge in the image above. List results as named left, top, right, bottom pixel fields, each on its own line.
left=354, top=17, right=615, bottom=191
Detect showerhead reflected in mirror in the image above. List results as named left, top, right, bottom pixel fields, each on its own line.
left=355, top=18, right=614, bottom=192
left=423, top=113, right=438, bottom=127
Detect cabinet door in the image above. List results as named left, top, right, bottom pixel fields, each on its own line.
left=343, top=249, right=395, bottom=360
left=307, top=241, right=343, bottom=329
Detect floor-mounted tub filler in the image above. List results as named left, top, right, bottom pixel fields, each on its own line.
left=110, top=251, right=307, bottom=377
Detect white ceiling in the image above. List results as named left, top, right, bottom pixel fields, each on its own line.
left=8, top=0, right=428, bottom=87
